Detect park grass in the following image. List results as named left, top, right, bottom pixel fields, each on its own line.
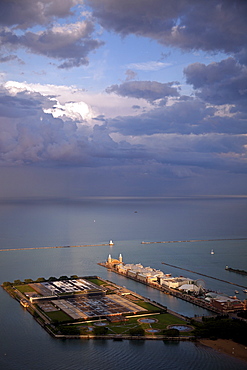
left=106, top=313, right=191, bottom=336
left=15, top=285, right=36, bottom=293
left=68, top=313, right=192, bottom=337
left=86, top=278, right=106, bottom=286
left=45, top=310, right=72, bottom=323
left=151, top=313, right=185, bottom=327
left=134, top=300, right=161, bottom=311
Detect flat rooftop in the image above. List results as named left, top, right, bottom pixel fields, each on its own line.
left=30, top=278, right=102, bottom=296
left=26, top=277, right=146, bottom=321
left=51, top=294, right=145, bottom=320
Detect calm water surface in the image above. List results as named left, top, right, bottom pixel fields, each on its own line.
left=0, top=197, right=246, bottom=369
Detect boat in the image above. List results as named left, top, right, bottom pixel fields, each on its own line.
left=243, top=289, right=247, bottom=293
left=210, top=249, right=214, bottom=255
left=235, top=290, right=239, bottom=294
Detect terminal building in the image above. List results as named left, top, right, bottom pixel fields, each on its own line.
left=107, top=254, right=195, bottom=288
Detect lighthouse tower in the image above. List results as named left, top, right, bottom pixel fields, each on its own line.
left=107, top=254, right=112, bottom=264
left=119, top=253, right=123, bottom=263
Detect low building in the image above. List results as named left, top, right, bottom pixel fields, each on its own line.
left=160, top=277, right=192, bottom=289
left=178, top=284, right=201, bottom=294
left=210, top=297, right=245, bottom=312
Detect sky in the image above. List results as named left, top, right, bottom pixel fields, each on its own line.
left=0, top=0, right=246, bottom=198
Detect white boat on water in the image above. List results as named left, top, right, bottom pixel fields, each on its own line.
left=235, top=290, right=239, bottom=294
left=210, top=249, right=214, bottom=255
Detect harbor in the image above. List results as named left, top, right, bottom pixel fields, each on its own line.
left=2, top=275, right=195, bottom=341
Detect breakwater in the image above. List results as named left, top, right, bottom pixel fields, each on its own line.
left=141, top=237, right=247, bottom=244
left=0, top=243, right=109, bottom=252
left=225, top=267, right=247, bottom=276
left=161, top=262, right=247, bottom=290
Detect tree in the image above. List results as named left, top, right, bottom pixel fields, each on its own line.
left=193, top=316, right=247, bottom=345
left=13, top=279, right=23, bottom=285
left=93, top=326, right=108, bottom=335
left=163, top=328, right=179, bottom=337
left=24, top=279, right=33, bottom=284
left=48, top=276, right=57, bottom=281
left=35, top=277, right=45, bottom=282
left=129, top=327, right=145, bottom=336
left=59, top=276, right=69, bottom=280
left=2, top=281, right=12, bottom=287
left=59, top=326, right=80, bottom=335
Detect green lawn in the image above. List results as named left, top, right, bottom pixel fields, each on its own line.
left=64, top=313, right=191, bottom=336
left=45, top=310, right=73, bottom=323
left=15, top=285, right=36, bottom=293
left=151, top=313, right=185, bottom=327
left=134, top=300, right=161, bottom=311
left=86, top=278, right=106, bottom=286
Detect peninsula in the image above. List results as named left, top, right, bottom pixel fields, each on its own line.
left=2, top=275, right=192, bottom=340
left=2, top=270, right=247, bottom=360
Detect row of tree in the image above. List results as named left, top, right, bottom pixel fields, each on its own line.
left=58, top=325, right=180, bottom=337
left=2, top=275, right=79, bottom=287
left=192, top=316, right=247, bottom=345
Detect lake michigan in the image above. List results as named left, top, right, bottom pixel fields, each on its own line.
left=0, top=196, right=246, bottom=369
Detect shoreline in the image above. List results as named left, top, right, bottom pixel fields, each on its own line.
left=199, top=339, right=247, bottom=362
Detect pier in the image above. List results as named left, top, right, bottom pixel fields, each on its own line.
left=161, top=262, right=247, bottom=290
left=98, top=262, right=221, bottom=314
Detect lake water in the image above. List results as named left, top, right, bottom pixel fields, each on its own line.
left=0, top=197, right=246, bottom=369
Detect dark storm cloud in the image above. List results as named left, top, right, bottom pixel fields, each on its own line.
left=109, top=99, right=217, bottom=136
left=86, top=0, right=247, bottom=60
left=0, top=0, right=82, bottom=29
left=184, top=58, right=247, bottom=106
left=0, top=88, right=45, bottom=118
left=0, top=1, right=103, bottom=69
left=0, top=86, right=246, bottom=190
left=0, top=87, right=147, bottom=166
left=106, top=81, right=179, bottom=103
left=0, top=21, right=104, bottom=69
